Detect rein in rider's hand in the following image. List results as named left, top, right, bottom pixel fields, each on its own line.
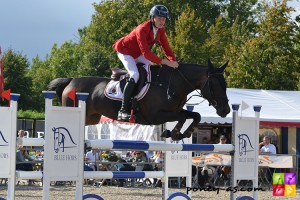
left=161, top=59, right=179, bottom=69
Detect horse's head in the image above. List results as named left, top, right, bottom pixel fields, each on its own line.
left=201, top=59, right=230, bottom=117
left=53, top=127, right=65, bottom=153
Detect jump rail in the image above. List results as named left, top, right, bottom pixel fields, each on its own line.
left=86, top=140, right=234, bottom=152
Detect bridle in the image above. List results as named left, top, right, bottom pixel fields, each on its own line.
left=178, top=69, right=228, bottom=107
left=200, top=73, right=229, bottom=107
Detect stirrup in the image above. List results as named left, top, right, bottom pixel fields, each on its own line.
left=117, top=111, right=130, bottom=122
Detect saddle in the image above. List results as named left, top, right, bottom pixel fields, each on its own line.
left=110, top=63, right=148, bottom=96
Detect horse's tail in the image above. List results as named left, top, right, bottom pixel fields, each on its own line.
left=47, top=78, right=73, bottom=102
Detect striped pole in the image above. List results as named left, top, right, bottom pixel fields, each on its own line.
left=84, top=171, right=164, bottom=179
left=86, top=140, right=234, bottom=152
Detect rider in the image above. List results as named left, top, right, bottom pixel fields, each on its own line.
left=112, top=5, right=179, bottom=122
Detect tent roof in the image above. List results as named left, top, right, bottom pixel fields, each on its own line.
left=186, top=88, right=300, bottom=127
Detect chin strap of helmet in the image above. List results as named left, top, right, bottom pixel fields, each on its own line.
left=150, top=16, right=159, bottom=29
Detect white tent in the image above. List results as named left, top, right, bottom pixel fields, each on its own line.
left=186, top=88, right=300, bottom=127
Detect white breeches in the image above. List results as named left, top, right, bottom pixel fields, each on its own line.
left=117, top=52, right=152, bottom=83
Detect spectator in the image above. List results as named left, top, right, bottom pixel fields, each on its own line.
left=129, top=151, right=148, bottom=170
left=16, top=130, right=34, bottom=185
left=259, top=136, right=276, bottom=182
left=152, top=151, right=164, bottom=187
left=85, top=148, right=99, bottom=171
left=218, top=135, right=227, bottom=144
left=259, top=136, right=276, bottom=155
left=213, top=135, right=230, bottom=187
left=118, top=151, right=151, bottom=187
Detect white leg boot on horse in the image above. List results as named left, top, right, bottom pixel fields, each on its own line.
left=118, top=78, right=136, bottom=122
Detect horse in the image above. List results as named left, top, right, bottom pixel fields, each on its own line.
left=47, top=59, right=230, bottom=141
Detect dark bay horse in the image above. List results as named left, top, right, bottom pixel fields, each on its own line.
left=48, top=59, right=230, bottom=141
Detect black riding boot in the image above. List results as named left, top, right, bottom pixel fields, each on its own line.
left=118, top=78, right=136, bottom=121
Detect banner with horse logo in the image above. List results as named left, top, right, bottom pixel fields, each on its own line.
left=192, top=153, right=293, bottom=168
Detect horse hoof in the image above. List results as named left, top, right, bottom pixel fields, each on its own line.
left=171, top=133, right=186, bottom=141
left=161, top=130, right=171, bottom=138
left=183, top=132, right=192, bottom=138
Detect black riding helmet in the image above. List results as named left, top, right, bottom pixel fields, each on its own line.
left=150, top=5, right=169, bottom=20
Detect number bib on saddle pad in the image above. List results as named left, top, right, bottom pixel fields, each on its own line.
left=104, top=64, right=151, bottom=101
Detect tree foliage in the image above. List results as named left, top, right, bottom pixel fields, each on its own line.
left=169, top=6, right=208, bottom=64
left=1, top=49, right=32, bottom=110
left=227, top=0, right=300, bottom=90
left=2, top=0, right=300, bottom=114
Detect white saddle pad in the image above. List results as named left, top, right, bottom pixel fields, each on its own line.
left=104, top=64, right=151, bottom=101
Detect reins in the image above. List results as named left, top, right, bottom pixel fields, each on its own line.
left=176, top=68, right=207, bottom=106
left=154, top=64, right=227, bottom=107
left=176, top=67, right=228, bottom=107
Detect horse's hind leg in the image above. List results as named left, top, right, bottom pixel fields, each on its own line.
left=85, top=113, right=102, bottom=126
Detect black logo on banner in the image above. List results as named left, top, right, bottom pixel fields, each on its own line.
left=238, top=134, right=254, bottom=156
left=52, top=127, right=77, bottom=153
left=0, top=131, right=8, bottom=146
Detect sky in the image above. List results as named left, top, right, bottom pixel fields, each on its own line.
left=0, top=0, right=99, bottom=61
left=0, top=0, right=299, bottom=63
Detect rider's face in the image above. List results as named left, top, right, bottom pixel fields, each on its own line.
left=153, top=16, right=166, bottom=29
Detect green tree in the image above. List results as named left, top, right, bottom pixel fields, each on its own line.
left=169, top=6, right=208, bottom=64
left=203, top=16, right=230, bottom=64
left=82, top=0, right=150, bottom=73
left=80, top=0, right=229, bottom=71
left=227, top=0, right=300, bottom=90
left=28, top=41, right=85, bottom=111
left=27, top=56, right=53, bottom=111
left=221, top=0, right=259, bottom=25
left=48, top=42, right=83, bottom=78
left=1, top=49, right=32, bottom=109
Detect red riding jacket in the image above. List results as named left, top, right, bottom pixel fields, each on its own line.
left=112, top=20, right=176, bottom=64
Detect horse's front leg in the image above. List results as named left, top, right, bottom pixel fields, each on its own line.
left=181, top=110, right=201, bottom=138
left=169, top=112, right=187, bottom=141
left=149, top=111, right=187, bottom=141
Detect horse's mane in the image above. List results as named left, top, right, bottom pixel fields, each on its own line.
left=152, top=63, right=208, bottom=69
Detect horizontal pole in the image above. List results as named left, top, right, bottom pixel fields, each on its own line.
left=15, top=171, right=164, bottom=180
left=86, top=140, right=234, bottom=152
left=84, top=171, right=164, bottom=179
left=16, top=171, right=43, bottom=179
left=19, top=138, right=45, bottom=147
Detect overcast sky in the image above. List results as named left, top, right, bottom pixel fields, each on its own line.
left=0, top=0, right=299, bottom=62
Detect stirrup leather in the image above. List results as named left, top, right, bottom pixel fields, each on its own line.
left=117, top=110, right=131, bottom=121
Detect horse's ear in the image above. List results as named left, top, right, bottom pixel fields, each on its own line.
left=208, top=58, right=214, bottom=73
left=219, top=60, right=229, bottom=72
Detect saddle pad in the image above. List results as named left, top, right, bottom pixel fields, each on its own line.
left=104, top=64, right=151, bottom=101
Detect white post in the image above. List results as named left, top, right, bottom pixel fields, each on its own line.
left=231, top=104, right=239, bottom=200
left=42, top=91, right=56, bottom=200
left=0, top=93, right=20, bottom=200
left=232, top=104, right=261, bottom=200
left=42, top=91, right=88, bottom=200
left=253, top=105, right=261, bottom=200
left=75, top=93, right=88, bottom=200
left=164, top=120, right=193, bottom=199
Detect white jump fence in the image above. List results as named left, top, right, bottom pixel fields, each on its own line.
left=0, top=91, right=261, bottom=200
